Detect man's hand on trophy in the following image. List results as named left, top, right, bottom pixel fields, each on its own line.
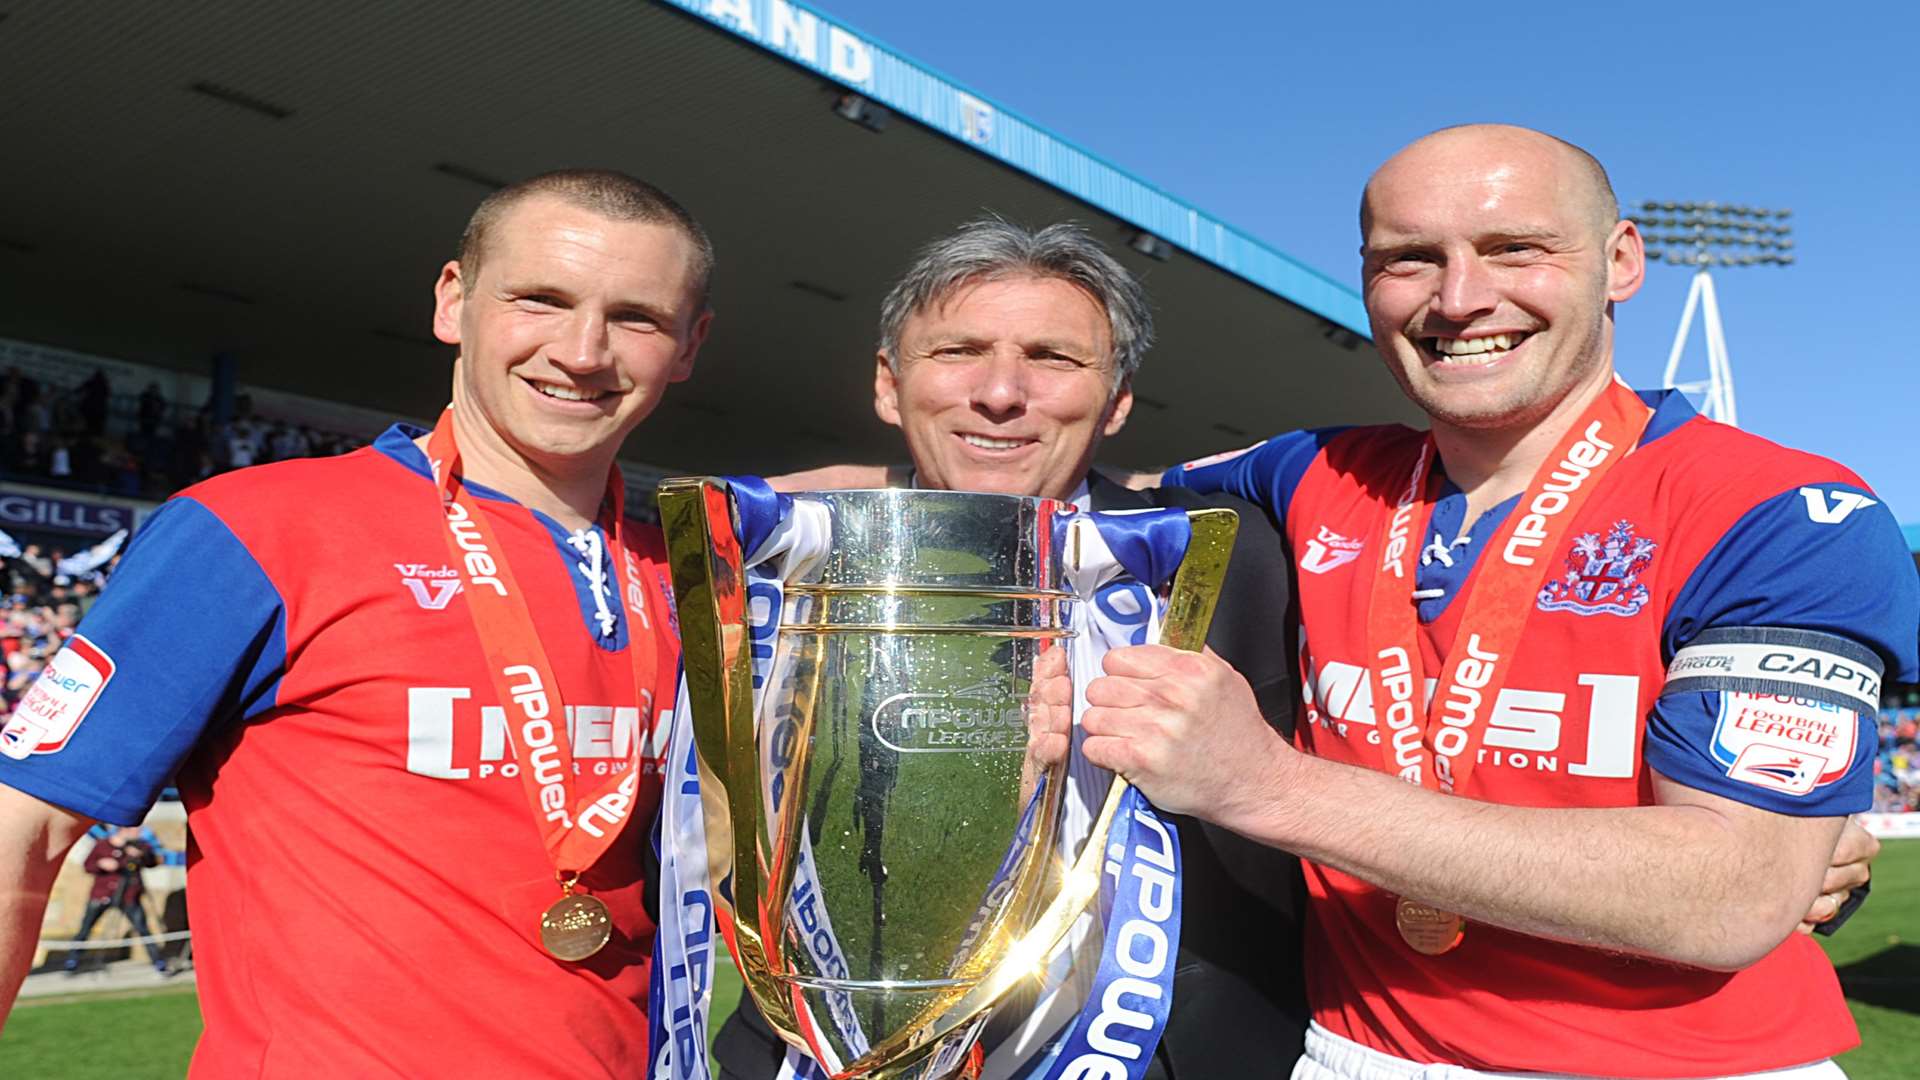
left=1080, top=644, right=1294, bottom=821
left=1020, top=645, right=1075, bottom=806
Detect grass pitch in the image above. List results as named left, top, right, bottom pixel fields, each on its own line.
left=5, top=841, right=1915, bottom=1078
left=1821, top=838, right=1920, bottom=1080
left=0, top=985, right=201, bottom=1077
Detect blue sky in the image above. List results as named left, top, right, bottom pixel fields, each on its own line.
left=813, top=0, right=1920, bottom=522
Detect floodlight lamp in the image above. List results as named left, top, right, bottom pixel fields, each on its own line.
left=1320, top=322, right=1364, bottom=351
left=831, top=92, right=889, bottom=133
left=1127, top=229, right=1173, bottom=261
left=1647, top=249, right=1664, bottom=260
left=1642, top=200, right=1660, bottom=211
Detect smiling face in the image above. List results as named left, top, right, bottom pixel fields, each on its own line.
left=875, top=275, right=1131, bottom=500
left=1360, top=126, right=1643, bottom=436
left=431, top=194, right=709, bottom=480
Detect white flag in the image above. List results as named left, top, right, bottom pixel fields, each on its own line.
left=56, top=529, right=128, bottom=577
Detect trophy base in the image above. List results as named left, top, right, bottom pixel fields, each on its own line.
left=776, top=974, right=989, bottom=1080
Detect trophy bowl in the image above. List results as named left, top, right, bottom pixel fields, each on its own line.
left=662, top=484, right=1078, bottom=1079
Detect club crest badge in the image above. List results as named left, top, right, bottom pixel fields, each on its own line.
left=1536, top=520, right=1656, bottom=617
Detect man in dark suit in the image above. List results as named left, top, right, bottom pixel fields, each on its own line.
left=723, top=219, right=1306, bottom=1078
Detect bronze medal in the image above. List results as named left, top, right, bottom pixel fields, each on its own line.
left=1395, top=897, right=1464, bottom=956
left=540, top=892, right=613, bottom=961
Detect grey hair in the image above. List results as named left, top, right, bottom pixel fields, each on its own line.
left=877, top=218, right=1154, bottom=387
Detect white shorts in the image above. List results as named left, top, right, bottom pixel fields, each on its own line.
left=1291, top=1022, right=1846, bottom=1080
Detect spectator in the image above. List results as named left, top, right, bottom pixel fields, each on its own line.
left=0, top=371, right=20, bottom=432
left=136, top=381, right=166, bottom=440
left=108, top=449, right=141, bottom=497
left=16, top=374, right=46, bottom=437
left=77, top=369, right=110, bottom=438
left=267, top=424, right=311, bottom=463
left=224, top=425, right=257, bottom=470
left=14, top=546, right=51, bottom=583
left=60, top=825, right=167, bottom=975
left=49, top=393, right=80, bottom=441
left=15, top=431, right=45, bottom=474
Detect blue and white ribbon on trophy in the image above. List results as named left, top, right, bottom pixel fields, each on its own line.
left=650, top=477, right=850, bottom=1080
left=983, top=508, right=1185, bottom=1080
left=650, top=690, right=717, bottom=1080
left=648, top=482, right=1188, bottom=1080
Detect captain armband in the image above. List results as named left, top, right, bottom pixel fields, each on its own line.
left=1663, top=627, right=1883, bottom=711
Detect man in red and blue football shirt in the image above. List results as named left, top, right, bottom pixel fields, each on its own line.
left=0, top=169, right=709, bottom=1076
left=1085, top=125, right=1919, bottom=1079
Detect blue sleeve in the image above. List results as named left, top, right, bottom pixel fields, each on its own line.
left=1159, top=428, right=1348, bottom=531
left=1646, top=484, right=1919, bottom=815
left=0, top=498, right=288, bottom=824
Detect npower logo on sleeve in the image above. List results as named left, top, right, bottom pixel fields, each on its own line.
left=1, top=635, right=115, bottom=759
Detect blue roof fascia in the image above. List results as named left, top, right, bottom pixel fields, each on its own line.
left=656, top=0, right=1370, bottom=337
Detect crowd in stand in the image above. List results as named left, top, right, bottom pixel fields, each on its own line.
left=0, top=551, right=109, bottom=725
left=1873, top=711, right=1920, bottom=812
left=0, top=362, right=372, bottom=727
left=0, top=365, right=366, bottom=500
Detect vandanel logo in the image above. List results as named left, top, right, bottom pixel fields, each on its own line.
left=1299, top=526, right=1364, bottom=575
left=396, top=563, right=462, bottom=610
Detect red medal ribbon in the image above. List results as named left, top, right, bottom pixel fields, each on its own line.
left=1364, top=379, right=1652, bottom=794
left=426, top=409, right=662, bottom=878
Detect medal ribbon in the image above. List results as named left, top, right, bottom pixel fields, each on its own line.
left=1363, top=379, right=1652, bottom=794
left=426, top=409, right=662, bottom=878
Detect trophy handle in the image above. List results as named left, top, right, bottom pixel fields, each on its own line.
left=1156, top=507, right=1239, bottom=653
left=840, top=506, right=1241, bottom=1075
left=657, top=477, right=802, bottom=1038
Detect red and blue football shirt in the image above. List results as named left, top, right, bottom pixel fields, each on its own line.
left=0, top=425, right=678, bottom=1077
left=1166, top=390, right=1919, bottom=1076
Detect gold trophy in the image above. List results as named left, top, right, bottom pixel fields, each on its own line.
left=659, top=480, right=1234, bottom=1079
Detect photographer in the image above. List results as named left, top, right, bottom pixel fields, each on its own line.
left=61, top=825, right=166, bottom=975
